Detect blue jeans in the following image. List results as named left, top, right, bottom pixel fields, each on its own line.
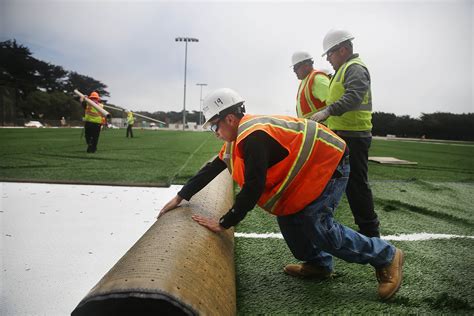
left=277, top=158, right=395, bottom=271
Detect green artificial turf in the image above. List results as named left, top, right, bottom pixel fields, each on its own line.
left=235, top=182, right=474, bottom=315
left=234, top=180, right=474, bottom=314
left=234, top=140, right=474, bottom=314
left=236, top=180, right=474, bottom=236
left=235, top=238, right=474, bottom=315
left=0, top=128, right=221, bottom=186
left=369, top=139, right=474, bottom=181
left=1, top=129, right=473, bottom=185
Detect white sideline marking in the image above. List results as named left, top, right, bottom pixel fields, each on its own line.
left=169, top=136, right=210, bottom=184
left=235, top=232, right=474, bottom=241
left=236, top=232, right=284, bottom=239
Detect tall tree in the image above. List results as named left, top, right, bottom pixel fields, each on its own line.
left=36, top=61, right=68, bottom=92
left=0, top=40, right=38, bottom=98
left=64, top=72, right=109, bottom=98
left=1, top=39, right=111, bottom=121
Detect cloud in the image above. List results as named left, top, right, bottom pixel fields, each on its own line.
left=3, top=0, right=473, bottom=117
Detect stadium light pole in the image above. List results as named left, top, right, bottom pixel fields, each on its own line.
left=175, top=37, right=199, bottom=131
left=196, top=83, right=207, bottom=126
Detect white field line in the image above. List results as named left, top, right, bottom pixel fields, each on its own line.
left=235, top=232, right=474, bottom=241
left=169, top=136, right=210, bottom=184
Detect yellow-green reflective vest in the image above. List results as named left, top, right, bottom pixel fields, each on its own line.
left=127, top=113, right=134, bottom=125
left=326, top=57, right=372, bottom=131
left=84, top=102, right=104, bottom=124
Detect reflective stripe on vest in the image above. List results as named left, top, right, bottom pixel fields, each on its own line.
left=222, top=141, right=233, bottom=174
left=84, top=103, right=103, bottom=124
left=326, top=57, right=372, bottom=131
left=231, top=114, right=345, bottom=216
left=296, top=70, right=328, bottom=118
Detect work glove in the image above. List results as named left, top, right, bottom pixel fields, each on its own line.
left=310, top=108, right=331, bottom=122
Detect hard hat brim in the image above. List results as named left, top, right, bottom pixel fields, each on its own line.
left=202, top=113, right=219, bottom=130
left=290, top=58, right=312, bottom=67
left=202, top=121, right=212, bottom=130
left=322, top=36, right=355, bottom=57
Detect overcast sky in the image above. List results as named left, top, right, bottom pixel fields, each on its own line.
left=2, top=0, right=473, bottom=118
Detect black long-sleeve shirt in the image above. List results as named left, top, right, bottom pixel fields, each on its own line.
left=178, top=131, right=288, bottom=229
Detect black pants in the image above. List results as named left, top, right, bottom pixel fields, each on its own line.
left=340, top=135, right=380, bottom=236
left=84, top=121, right=101, bottom=153
left=126, top=124, right=133, bottom=138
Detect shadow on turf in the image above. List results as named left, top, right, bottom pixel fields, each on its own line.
left=375, top=198, right=473, bottom=228
left=423, top=293, right=473, bottom=311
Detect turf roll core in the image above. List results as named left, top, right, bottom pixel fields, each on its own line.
left=72, top=171, right=236, bottom=315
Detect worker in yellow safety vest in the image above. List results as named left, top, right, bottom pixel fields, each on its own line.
left=159, top=88, right=404, bottom=301
left=126, top=111, right=134, bottom=138
left=81, top=91, right=105, bottom=153
left=310, top=29, right=380, bottom=237
left=291, top=51, right=330, bottom=119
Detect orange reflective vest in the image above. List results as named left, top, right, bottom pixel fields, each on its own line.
left=296, top=70, right=328, bottom=118
left=84, top=102, right=104, bottom=124
left=219, top=114, right=346, bottom=216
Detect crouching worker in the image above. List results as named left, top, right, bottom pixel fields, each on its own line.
left=158, top=88, right=404, bottom=301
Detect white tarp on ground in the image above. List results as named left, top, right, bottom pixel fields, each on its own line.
left=0, top=182, right=182, bottom=316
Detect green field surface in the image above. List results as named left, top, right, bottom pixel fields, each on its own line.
left=235, top=181, right=474, bottom=314
left=368, top=139, right=474, bottom=182
left=0, top=128, right=222, bottom=186
left=1, top=129, right=473, bottom=184
left=1, top=128, right=474, bottom=314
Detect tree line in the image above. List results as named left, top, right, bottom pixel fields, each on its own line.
left=372, top=112, right=473, bottom=141
left=0, top=39, right=206, bottom=126
left=1, top=39, right=109, bottom=123
left=1, top=39, right=472, bottom=140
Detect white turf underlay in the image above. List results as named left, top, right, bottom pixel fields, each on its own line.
left=1, top=182, right=472, bottom=315
left=0, top=182, right=182, bottom=316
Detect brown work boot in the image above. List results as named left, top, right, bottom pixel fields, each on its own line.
left=284, top=263, right=333, bottom=279
left=376, top=248, right=404, bottom=300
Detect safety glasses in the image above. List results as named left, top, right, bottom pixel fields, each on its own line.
left=327, top=45, right=341, bottom=59
left=209, top=118, right=221, bottom=133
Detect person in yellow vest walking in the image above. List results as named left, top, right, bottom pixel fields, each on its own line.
left=291, top=51, right=330, bottom=119
left=81, top=91, right=105, bottom=153
left=126, top=111, right=134, bottom=138
left=310, top=29, right=380, bottom=237
left=159, top=88, right=404, bottom=301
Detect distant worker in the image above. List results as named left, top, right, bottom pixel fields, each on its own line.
left=60, top=116, right=67, bottom=127
left=311, top=29, right=380, bottom=237
left=126, top=111, right=134, bottom=138
left=81, top=91, right=105, bottom=153
left=291, top=51, right=330, bottom=119
left=159, top=88, right=404, bottom=301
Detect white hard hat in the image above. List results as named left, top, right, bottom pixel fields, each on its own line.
left=291, top=51, right=313, bottom=67
left=202, top=88, right=244, bottom=129
left=322, top=29, right=355, bottom=56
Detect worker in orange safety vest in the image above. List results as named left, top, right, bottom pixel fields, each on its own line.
left=158, top=88, right=404, bottom=301
left=291, top=51, right=330, bottom=119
